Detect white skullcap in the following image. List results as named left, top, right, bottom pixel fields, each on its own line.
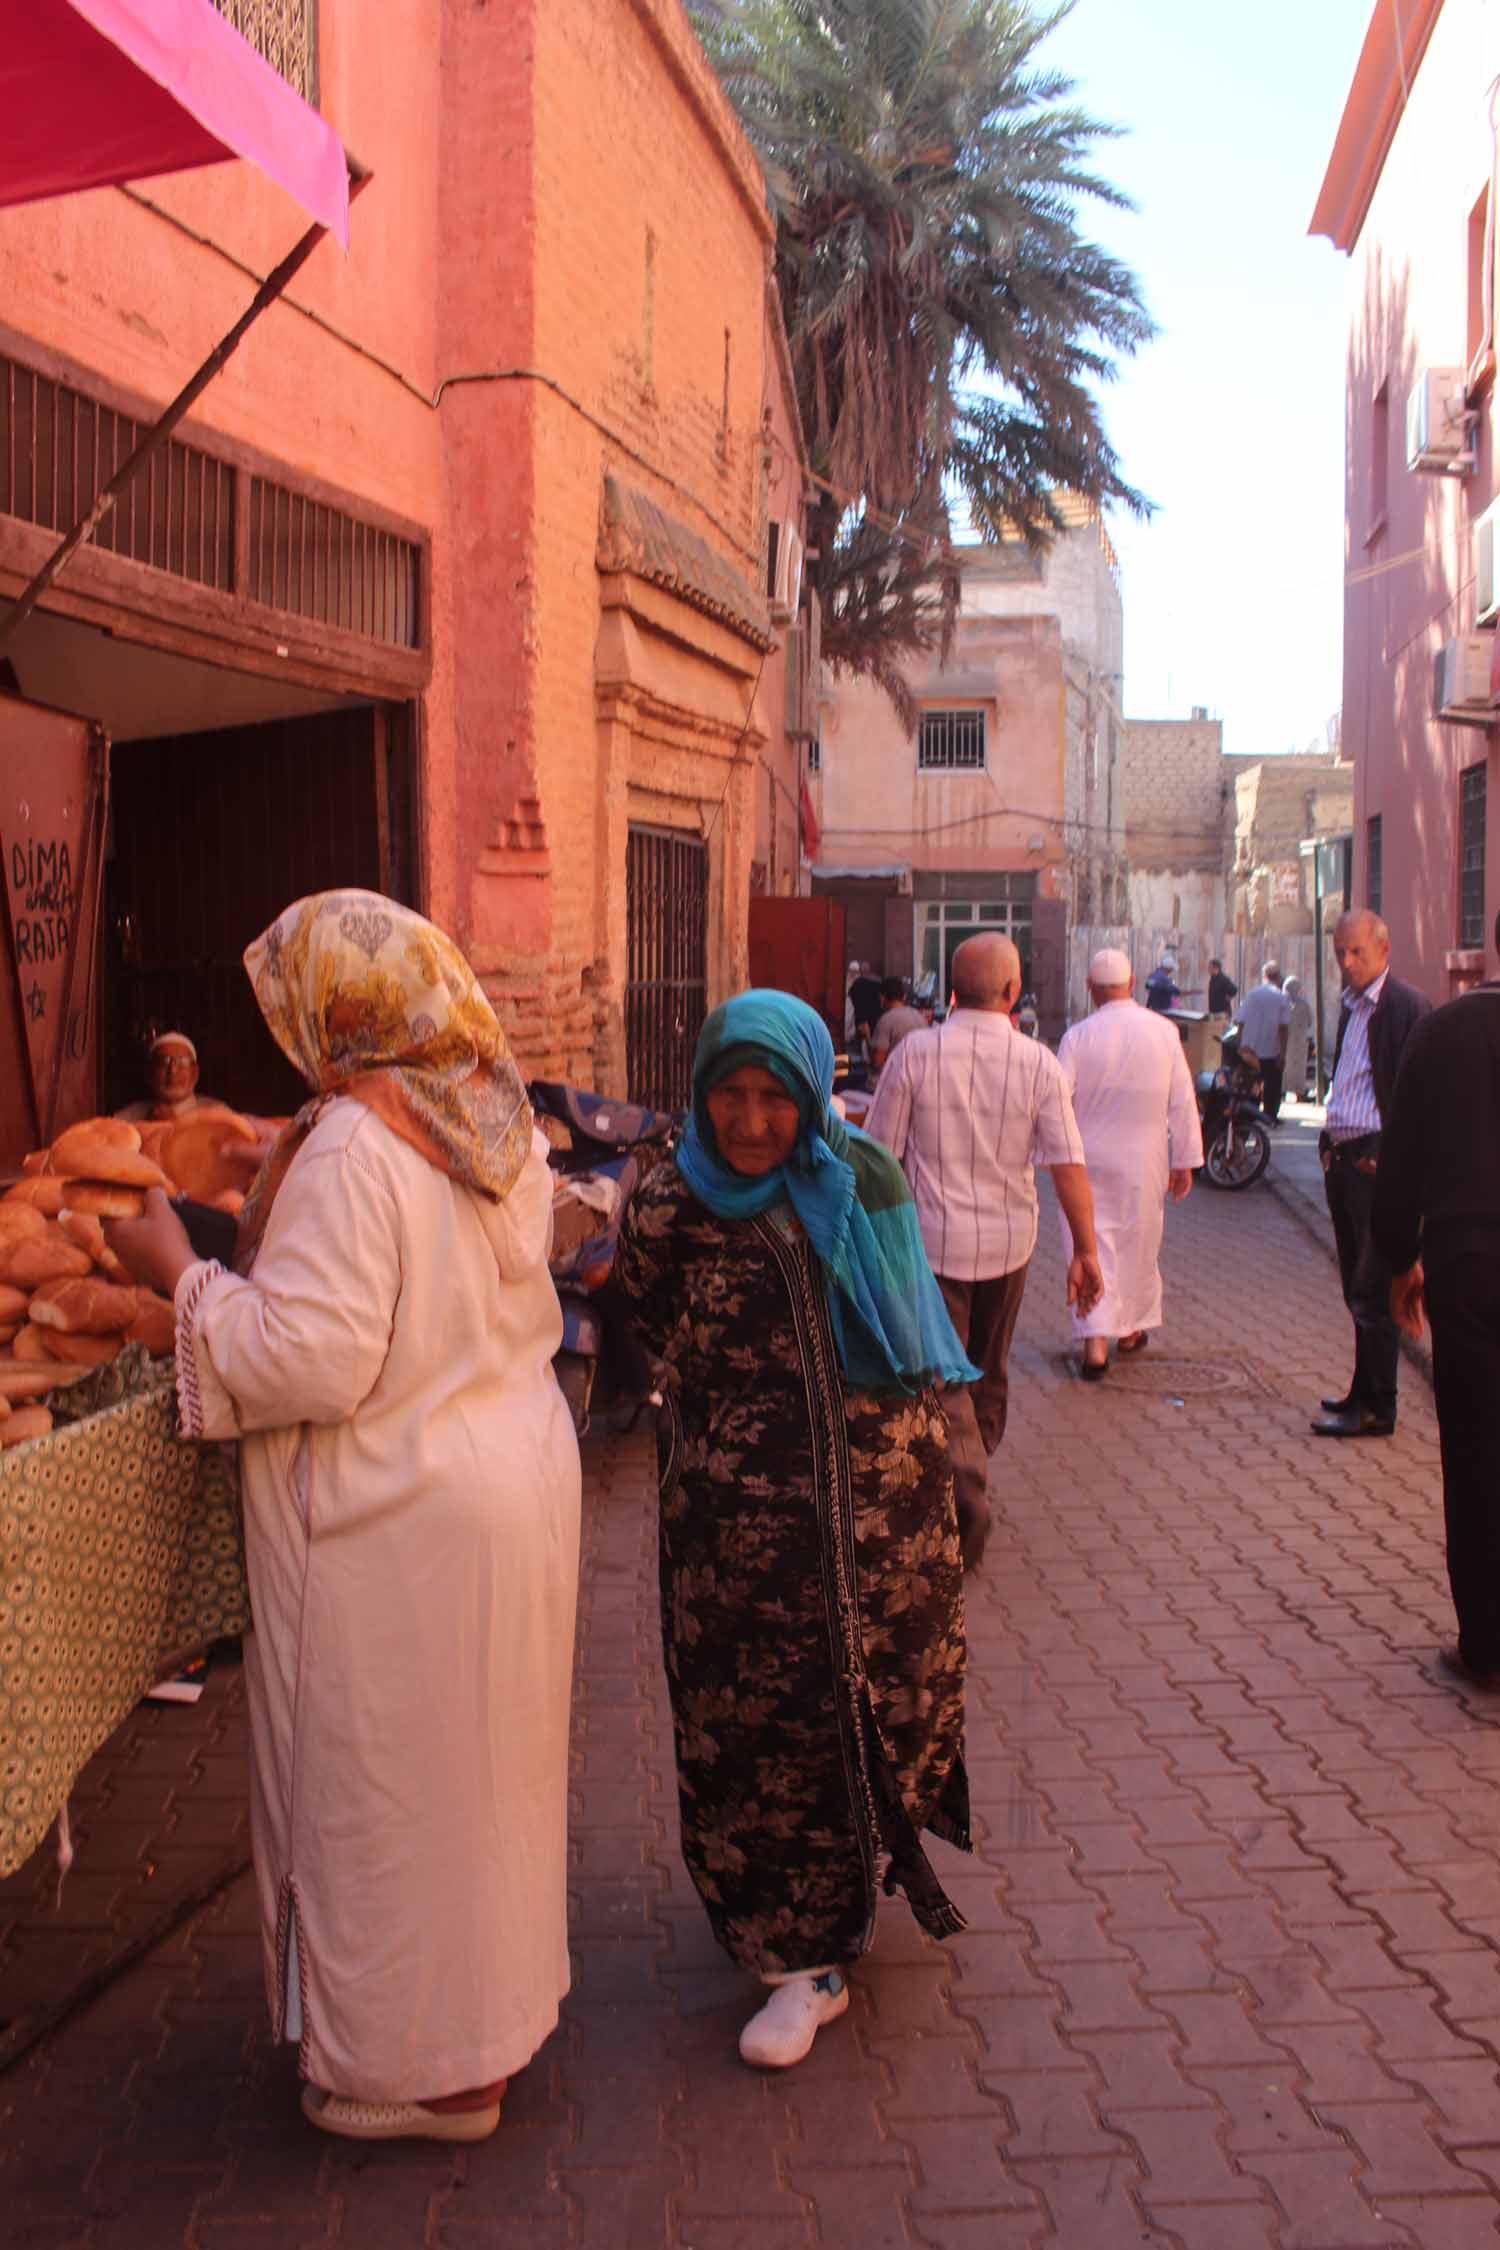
left=1089, top=948, right=1133, bottom=985
left=149, top=1031, right=197, bottom=1060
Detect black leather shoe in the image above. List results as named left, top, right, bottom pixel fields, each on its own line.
left=1320, top=1392, right=1357, bottom=1413
left=1310, top=1407, right=1395, bottom=1438
left=1438, top=1643, right=1500, bottom=1693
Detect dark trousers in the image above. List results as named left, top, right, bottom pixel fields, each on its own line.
left=937, top=1265, right=1029, bottom=1520
left=1427, top=1257, right=1500, bottom=1671
left=1323, top=1151, right=1399, bottom=1417
left=1260, top=1058, right=1284, bottom=1120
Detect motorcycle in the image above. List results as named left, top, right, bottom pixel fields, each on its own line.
left=1195, top=1027, right=1271, bottom=1190
left=528, top=1080, right=674, bottom=1432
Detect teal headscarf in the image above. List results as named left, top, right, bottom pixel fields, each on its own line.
left=676, top=990, right=978, bottom=1394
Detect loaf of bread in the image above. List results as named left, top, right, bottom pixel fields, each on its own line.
left=50, top=1116, right=139, bottom=1167
left=60, top=1183, right=146, bottom=1220
left=0, top=1233, right=94, bottom=1289
left=39, top=1327, right=128, bottom=1366
left=125, top=1291, right=176, bottom=1356
left=20, top=1149, right=48, bottom=1175
left=10, top=1323, right=54, bottom=1362
left=50, top=1117, right=171, bottom=1190
left=30, top=1276, right=141, bottom=1336
left=3, top=1176, right=68, bottom=1215
left=0, top=1206, right=47, bottom=1242
left=0, top=1284, right=29, bottom=1324
left=1, top=1404, right=53, bottom=1447
left=0, top=1324, right=17, bottom=1348
left=161, top=1106, right=260, bottom=1201
left=56, top=1208, right=130, bottom=1281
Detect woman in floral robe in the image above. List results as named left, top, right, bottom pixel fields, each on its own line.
left=616, top=990, right=975, bottom=2069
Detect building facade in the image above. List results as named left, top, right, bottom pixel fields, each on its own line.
left=806, top=505, right=1123, bottom=1037
left=1313, top=0, right=1500, bottom=997
left=0, top=0, right=805, bottom=1120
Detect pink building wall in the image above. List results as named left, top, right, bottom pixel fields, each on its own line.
left=1315, top=0, right=1500, bottom=996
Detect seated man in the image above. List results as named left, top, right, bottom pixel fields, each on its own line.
left=870, top=976, right=926, bottom=1072
left=117, top=1031, right=219, bottom=1122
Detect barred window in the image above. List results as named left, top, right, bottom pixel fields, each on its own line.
left=918, top=708, right=986, bottom=771
left=806, top=736, right=821, bottom=773
left=211, top=0, right=318, bottom=103
left=1460, top=763, right=1487, bottom=948
left=1366, top=814, right=1382, bottom=915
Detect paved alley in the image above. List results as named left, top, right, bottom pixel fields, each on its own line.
left=5, top=1163, right=1500, bottom=2250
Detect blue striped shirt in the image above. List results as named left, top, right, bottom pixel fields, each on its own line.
left=1326, top=969, right=1388, bottom=1140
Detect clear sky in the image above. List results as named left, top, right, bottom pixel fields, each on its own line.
left=1035, top=0, right=1376, bottom=756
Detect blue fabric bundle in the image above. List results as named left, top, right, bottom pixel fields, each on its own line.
left=676, top=989, right=978, bottom=1394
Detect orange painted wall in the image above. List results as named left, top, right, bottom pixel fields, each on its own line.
left=0, top=0, right=784, bottom=1086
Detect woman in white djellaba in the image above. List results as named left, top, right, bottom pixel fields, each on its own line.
left=109, top=891, right=581, bottom=2144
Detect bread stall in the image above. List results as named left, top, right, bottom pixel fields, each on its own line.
left=0, top=1105, right=252, bottom=1878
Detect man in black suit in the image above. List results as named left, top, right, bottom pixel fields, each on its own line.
left=1373, top=922, right=1500, bottom=1690
left=1312, top=910, right=1429, bottom=1439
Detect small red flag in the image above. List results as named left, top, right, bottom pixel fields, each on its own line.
left=799, top=776, right=821, bottom=860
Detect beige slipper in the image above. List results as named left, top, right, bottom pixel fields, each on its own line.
left=301, top=2084, right=502, bottom=2142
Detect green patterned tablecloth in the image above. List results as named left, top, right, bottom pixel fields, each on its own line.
left=0, top=1381, right=248, bottom=1876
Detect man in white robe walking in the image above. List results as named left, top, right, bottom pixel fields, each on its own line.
left=1059, top=948, right=1203, bottom=1377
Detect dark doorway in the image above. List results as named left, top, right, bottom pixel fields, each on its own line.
left=625, top=823, right=707, bottom=1112
left=105, top=704, right=418, bottom=1115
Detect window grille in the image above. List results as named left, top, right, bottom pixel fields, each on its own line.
left=806, top=736, right=821, bottom=773
left=918, top=709, right=985, bottom=771
left=0, top=350, right=423, bottom=651
left=1460, top=763, right=1487, bottom=947
left=248, top=479, right=420, bottom=647
left=1, top=353, right=235, bottom=589
left=211, top=0, right=318, bottom=102
left=1366, top=814, right=1382, bottom=916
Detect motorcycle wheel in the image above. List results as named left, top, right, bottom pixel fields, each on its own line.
left=1204, top=1117, right=1271, bottom=1190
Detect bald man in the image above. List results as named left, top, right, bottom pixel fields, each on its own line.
left=1313, top=910, right=1429, bottom=1439
left=865, top=932, right=1102, bottom=1566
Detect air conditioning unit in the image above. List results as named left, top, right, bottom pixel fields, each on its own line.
left=1407, top=367, right=1470, bottom=472
left=768, top=520, right=804, bottom=621
left=1475, top=498, right=1500, bottom=625
left=1434, top=632, right=1500, bottom=720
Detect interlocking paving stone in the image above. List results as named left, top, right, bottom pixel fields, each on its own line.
left=7, top=1180, right=1500, bottom=2244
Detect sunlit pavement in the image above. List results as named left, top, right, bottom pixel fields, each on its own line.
left=3, top=1170, right=1495, bottom=2250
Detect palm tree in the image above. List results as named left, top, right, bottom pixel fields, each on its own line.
left=691, top=0, right=1153, bottom=704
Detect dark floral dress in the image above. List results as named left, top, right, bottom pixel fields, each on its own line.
left=616, top=1162, right=971, bottom=1975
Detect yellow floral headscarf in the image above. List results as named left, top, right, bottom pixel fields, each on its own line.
left=236, top=890, right=532, bottom=1262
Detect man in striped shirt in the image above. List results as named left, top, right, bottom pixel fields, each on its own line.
left=1314, top=910, right=1429, bottom=1439
left=865, top=932, right=1102, bottom=1566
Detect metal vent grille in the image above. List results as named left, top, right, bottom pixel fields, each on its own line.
left=248, top=480, right=420, bottom=648
left=0, top=352, right=423, bottom=652
left=211, top=0, right=318, bottom=102
left=0, top=355, right=235, bottom=590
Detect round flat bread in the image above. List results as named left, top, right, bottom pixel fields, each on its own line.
left=1, top=1405, right=53, bottom=1447
left=30, top=1277, right=141, bottom=1336
left=50, top=1117, right=141, bottom=1169
left=0, top=1204, right=48, bottom=1241
left=3, top=1177, right=68, bottom=1215
left=161, top=1107, right=260, bottom=1201
left=61, top=1183, right=147, bottom=1220
left=39, top=1328, right=126, bottom=1366
left=0, top=1234, right=94, bottom=1289
left=126, top=1292, right=176, bottom=1357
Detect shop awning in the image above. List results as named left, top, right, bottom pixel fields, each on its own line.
left=0, top=0, right=349, bottom=246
